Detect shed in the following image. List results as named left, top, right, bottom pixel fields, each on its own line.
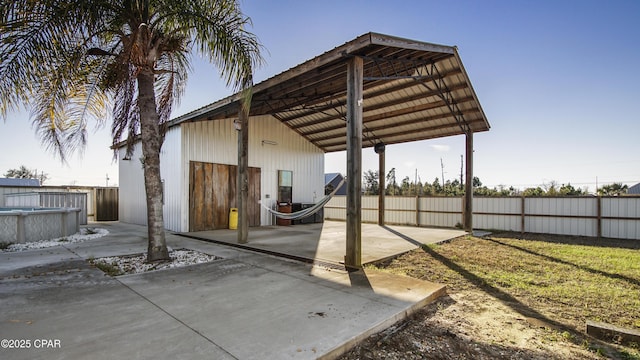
left=118, top=115, right=325, bottom=232
left=0, top=178, right=41, bottom=208
left=0, top=178, right=40, bottom=187
left=117, top=32, right=490, bottom=266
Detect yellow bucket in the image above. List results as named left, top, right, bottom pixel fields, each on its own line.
left=229, top=208, right=238, bottom=229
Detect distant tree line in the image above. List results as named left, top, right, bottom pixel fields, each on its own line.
left=362, top=169, right=629, bottom=197
left=4, top=165, right=49, bottom=184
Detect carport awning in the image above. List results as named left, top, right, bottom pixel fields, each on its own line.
left=169, top=32, right=490, bottom=153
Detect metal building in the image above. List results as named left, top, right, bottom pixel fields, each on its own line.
left=117, top=33, right=490, bottom=266
left=118, top=116, right=324, bottom=232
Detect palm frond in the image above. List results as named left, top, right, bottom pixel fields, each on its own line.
left=155, top=37, right=191, bottom=125
left=154, top=0, right=263, bottom=91
left=1, top=0, right=117, bottom=159
left=2, top=0, right=263, bottom=161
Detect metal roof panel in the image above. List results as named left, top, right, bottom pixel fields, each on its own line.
left=166, top=32, right=490, bottom=153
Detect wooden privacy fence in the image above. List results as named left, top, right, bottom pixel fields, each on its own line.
left=95, top=188, right=119, bottom=221
left=324, top=195, right=640, bottom=240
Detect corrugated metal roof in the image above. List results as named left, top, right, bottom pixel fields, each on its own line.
left=0, top=178, right=40, bottom=187
left=170, top=32, right=490, bottom=153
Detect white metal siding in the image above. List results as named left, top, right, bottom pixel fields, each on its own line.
left=524, top=216, right=596, bottom=237
left=5, top=193, right=39, bottom=207
left=602, top=198, right=640, bottom=239
left=181, top=115, right=324, bottom=230
left=325, top=196, right=346, bottom=220
left=385, top=197, right=416, bottom=225
left=160, top=128, right=183, bottom=231
left=361, top=196, right=379, bottom=223
left=328, top=196, right=463, bottom=228
left=0, top=187, right=33, bottom=207
left=118, top=141, right=147, bottom=227
left=524, top=197, right=597, bottom=236
left=324, top=196, right=640, bottom=240
left=118, top=126, right=183, bottom=230
left=474, top=197, right=521, bottom=231
left=525, top=197, right=596, bottom=217
left=419, top=197, right=462, bottom=228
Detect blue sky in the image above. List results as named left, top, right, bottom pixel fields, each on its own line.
left=1, top=0, right=639, bottom=191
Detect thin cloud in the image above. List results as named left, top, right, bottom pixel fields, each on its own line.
left=430, top=144, right=450, bottom=152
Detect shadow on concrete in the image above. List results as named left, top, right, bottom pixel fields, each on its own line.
left=179, top=221, right=465, bottom=269
left=347, top=267, right=373, bottom=290
left=380, top=225, right=429, bottom=247
left=1, top=221, right=448, bottom=360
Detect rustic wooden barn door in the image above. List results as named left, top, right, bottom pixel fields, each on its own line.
left=189, top=161, right=260, bottom=231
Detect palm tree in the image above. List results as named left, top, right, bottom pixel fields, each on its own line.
left=1, top=0, right=262, bottom=261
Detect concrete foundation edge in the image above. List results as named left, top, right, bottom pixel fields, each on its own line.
left=586, top=320, right=640, bottom=347
left=318, top=285, right=447, bottom=360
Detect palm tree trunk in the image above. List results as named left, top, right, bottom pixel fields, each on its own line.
left=137, top=70, right=170, bottom=262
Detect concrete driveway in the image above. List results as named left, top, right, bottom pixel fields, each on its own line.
left=0, top=222, right=450, bottom=359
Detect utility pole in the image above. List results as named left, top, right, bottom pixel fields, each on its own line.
left=440, top=158, right=445, bottom=189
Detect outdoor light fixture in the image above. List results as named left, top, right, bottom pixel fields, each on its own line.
left=261, top=140, right=278, bottom=146
left=233, top=119, right=241, bottom=131
left=374, top=142, right=385, bottom=154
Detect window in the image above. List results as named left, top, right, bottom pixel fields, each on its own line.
left=278, top=170, right=292, bottom=203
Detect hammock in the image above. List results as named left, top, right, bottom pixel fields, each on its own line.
left=261, top=178, right=345, bottom=220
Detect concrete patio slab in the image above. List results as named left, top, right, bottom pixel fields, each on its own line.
left=0, top=222, right=446, bottom=359
left=181, top=220, right=466, bottom=266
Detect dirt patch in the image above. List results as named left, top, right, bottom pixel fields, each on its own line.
left=340, top=290, right=613, bottom=359
left=338, top=233, right=640, bottom=359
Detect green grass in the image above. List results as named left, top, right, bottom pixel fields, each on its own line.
left=374, top=233, right=640, bottom=357
left=91, top=260, right=123, bottom=276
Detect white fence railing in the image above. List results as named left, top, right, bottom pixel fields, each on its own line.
left=324, top=196, right=640, bottom=240
left=5, top=192, right=88, bottom=224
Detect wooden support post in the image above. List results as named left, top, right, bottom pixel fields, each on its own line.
left=237, top=102, right=249, bottom=244
left=463, top=131, right=473, bottom=233
left=378, top=148, right=385, bottom=226
left=345, top=56, right=363, bottom=268
left=521, top=196, right=526, bottom=236
left=597, top=196, right=602, bottom=238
